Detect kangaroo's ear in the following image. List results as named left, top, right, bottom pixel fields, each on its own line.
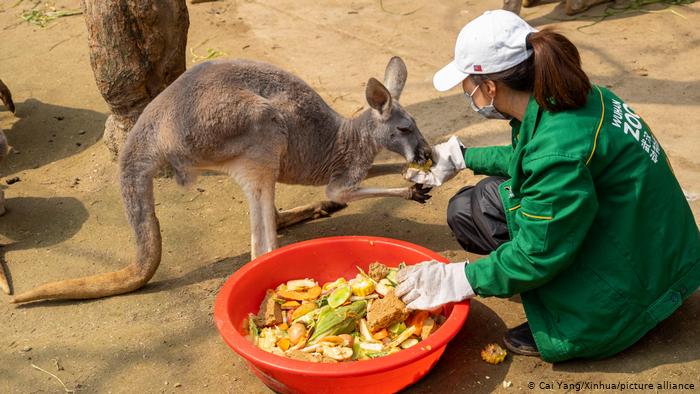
left=383, top=56, right=407, bottom=101
left=366, top=77, right=392, bottom=115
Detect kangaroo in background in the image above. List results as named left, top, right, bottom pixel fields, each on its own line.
left=503, top=0, right=613, bottom=15
left=0, top=78, right=14, bottom=295
left=0, top=79, right=14, bottom=217
left=12, top=57, right=432, bottom=303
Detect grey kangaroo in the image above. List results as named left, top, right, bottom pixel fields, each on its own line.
left=503, top=0, right=613, bottom=15
left=12, top=57, right=432, bottom=303
left=0, top=78, right=14, bottom=295
left=0, top=78, right=13, bottom=217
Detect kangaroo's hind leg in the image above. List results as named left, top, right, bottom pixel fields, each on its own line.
left=227, top=157, right=279, bottom=259
left=275, top=201, right=347, bottom=230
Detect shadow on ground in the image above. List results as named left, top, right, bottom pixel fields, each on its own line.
left=407, top=299, right=511, bottom=393
left=1, top=98, right=106, bottom=176
left=0, top=196, right=89, bottom=295
left=524, top=0, right=699, bottom=27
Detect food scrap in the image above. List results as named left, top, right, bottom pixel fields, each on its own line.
left=480, top=343, right=507, bottom=365
left=407, top=159, right=434, bottom=173
left=245, top=263, right=444, bottom=363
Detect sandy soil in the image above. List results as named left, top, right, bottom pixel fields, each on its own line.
left=1, top=0, right=699, bottom=392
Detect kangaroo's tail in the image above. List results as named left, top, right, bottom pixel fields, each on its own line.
left=12, top=133, right=162, bottom=304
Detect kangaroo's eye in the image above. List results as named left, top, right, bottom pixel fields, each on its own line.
left=398, top=127, right=411, bottom=133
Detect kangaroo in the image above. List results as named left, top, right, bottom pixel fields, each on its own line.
left=0, top=78, right=15, bottom=295
left=503, top=0, right=613, bottom=15
left=0, top=79, right=13, bottom=217
left=11, top=57, right=432, bottom=303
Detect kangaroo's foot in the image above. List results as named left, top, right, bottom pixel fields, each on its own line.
left=276, top=201, right=348, bottom=230
left=503, top=0, right=523, bottom=14
left=565, top=0, right=609, bottom=15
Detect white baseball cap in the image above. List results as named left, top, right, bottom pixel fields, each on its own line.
left=433, top=10, right=538, bottom=92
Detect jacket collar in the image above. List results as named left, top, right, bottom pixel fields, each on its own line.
left=509, top=95, right=540, bottom=145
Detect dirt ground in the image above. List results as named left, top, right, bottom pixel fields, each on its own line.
left=1, top=0, right=699, bottom=392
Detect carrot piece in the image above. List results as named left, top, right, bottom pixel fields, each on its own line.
left=278, top=323, right=289, bottom=331
left=372, top=328, right=389, bottom=340
left=407, top=311, right=429, bottom=333
left=278, top=285, right=323, bottom=301
left=277, top=338, right=291, bottom=351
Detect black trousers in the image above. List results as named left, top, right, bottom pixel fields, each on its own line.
left=447, top=177, right=510, bottom=255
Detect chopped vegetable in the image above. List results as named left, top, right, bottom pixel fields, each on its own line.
left=421, top=317, right=437, bottom=340
left=277, top=338, right=291, bottom=351
left=387, top=325, right=417, bottom=349
left=368, top=262, right=391, bottom=281
left=322, top=277, right=347, bottom=292
left=350, top=276, right=375, bottom=297
left=287, top=323, right=307, bottom=345
left=291, top=302, right=317, bottom=321
left=407, top=310, right=430, bottom=332
left=349, top=294, right=379, bottom=301
left=323, top=346, right=354, bottom=361
left=388, top=321, right=406, bottom=336
left=372, top=328, right=389, bottom=340
left=281, top=300, right=301, bottom=309
left=359, top=342, right=384, bottom=352
left=400, top=338, right=419, bottom=349
left=247, top=314, right=259, bottom=343
left=328, top=285, right=352, bottom=308
left=277, top=285, right=322, bottom=301
left=359, top=318, right=379, bottom=343
left=286, top=278, right=317, bottom=291
left=248, top=264, right=444, bottom=362
left=308, top=301, right=367, bottom=344
left=386, top=269, right=398, bottom=285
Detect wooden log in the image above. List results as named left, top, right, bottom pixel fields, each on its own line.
left=81, top=0, right=189, bottom=159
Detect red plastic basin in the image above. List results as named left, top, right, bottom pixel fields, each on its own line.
left=214, top=236, right=470, bottom=394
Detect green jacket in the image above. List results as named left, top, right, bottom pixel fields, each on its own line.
left=463, top=86, right=700, bottom=362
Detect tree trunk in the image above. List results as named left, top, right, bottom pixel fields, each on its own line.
left=81, top=0, right=189, bottom=160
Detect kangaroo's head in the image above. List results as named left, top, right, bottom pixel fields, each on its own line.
left=365, top=57, right=431, bottom=165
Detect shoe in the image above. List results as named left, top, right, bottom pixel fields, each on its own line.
left=503, top=322, right=540, bottom=357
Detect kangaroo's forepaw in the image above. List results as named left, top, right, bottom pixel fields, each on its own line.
left=409, top=184, right=432, bottom=204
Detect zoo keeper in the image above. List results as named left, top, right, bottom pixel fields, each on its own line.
left=396, top=10, right=700, bottom=362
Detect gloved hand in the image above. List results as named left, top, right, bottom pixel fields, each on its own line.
left=404, top=136, right=466, bottom=187
left=395, top=260, right=475, bottom=310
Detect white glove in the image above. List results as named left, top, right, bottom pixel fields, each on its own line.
left=404, top=136, right=466, bottom=187
left=395, top=260, right=475, bottom=310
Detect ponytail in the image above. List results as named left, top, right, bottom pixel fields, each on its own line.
left=528, top=29, right=590, bottom=112
left=476, top=28, right=591, bottom=113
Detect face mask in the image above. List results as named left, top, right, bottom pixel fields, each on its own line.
left=464, top=84, right=512, bottom=120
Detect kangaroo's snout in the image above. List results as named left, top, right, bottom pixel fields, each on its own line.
left=414, top=142, right=432, bottom=166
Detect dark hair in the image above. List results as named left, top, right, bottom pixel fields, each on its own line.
left=472, top=28, right=591, bottom=112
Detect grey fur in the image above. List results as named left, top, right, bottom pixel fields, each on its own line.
left=10, top=57, right=432, bottom=303
left=122, top=57, right=430, bottom=257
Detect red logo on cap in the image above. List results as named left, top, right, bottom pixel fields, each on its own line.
left=474, top=65, right=482, bottom=72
